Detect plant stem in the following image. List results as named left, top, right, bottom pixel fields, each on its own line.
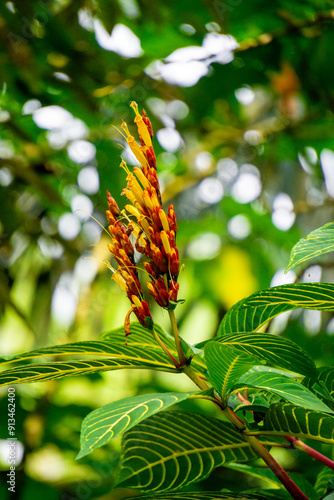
left=183, top=365, right=309, bottom=500
left=243, top=435, right=309, bottom=500
left=183, top=365, right=209, bottom=390
left=165, top=315, right=310, bottom=499
left=168, top=309, right=187, bottom=366
left=151, top=327, right=181, bottom=369
left=285, top=436, right=334, bottom=471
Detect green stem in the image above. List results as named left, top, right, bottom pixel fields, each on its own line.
left=168, top=309, right=187, bottom=366
left=151, top=327, right=181, bottom=369
left=183, top=365, right=209, bottom=390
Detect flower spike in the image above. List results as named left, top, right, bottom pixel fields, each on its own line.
left=106, top=103, right=181, bottom=338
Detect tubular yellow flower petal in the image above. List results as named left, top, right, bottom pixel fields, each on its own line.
left=125, top=204, right=143, bottom=219
left=119, top=269, right=130, bottom=281
left=161, top=231, right=171, bottom=255
left=142, top=190, right=154, bottom=211
left=130, top=101, right=152, bottom=148
left=123, top=188, right=138, bottom=206
left=121, top=121, right=148, bottom=166
left=132, top=295, right=142, bottom=309
left=139, top=216, right=151, bottom=238
left=159, top=209, right=170, bottom=232
left=133, top=166, right=150, bottom=189
left=151, top=190, right=161, bottom=210
left=112, top=272, right=128, bottom=292
left=127, top=174, right=144, bottom=201
left=129, top=141, right=148, bottom=167
left=125, top=187, right=145, bottom=209
left=146, top=283, right=156, bottom=299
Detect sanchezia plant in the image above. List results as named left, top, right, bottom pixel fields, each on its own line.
left=2, top=104, right=334, bottom=500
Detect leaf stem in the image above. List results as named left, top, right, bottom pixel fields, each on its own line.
left=168, top=309, right=187, bottom=366
left=285, top=436, right=334, bottom=470
left=151, top=327, right=181, bottom=369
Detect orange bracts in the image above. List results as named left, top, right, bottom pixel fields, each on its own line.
left=106, top=102, right=181, bottom=335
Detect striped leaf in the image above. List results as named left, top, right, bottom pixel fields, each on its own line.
left=0, top=358, right=178, bottom=387
left=219, top=283, right=334, bottom=335
left=286, top=222, right=334, bottom=272
left=234, top=368, right=333, bottom=413
left=199, top=333, right=316, bottom=379
left=77, top=391, right=200, bottom=459
left=317, top=366, right=334, bottom=398
left=204, top=342, right=258, bottom=400
left=303, top=366, right=334, bottom=409
left=124, top=493, right=281, bottom=500
left=117, top=411, right=260, bottom=492
left=0, top=323, right=176, bottom=367
left=247, top=403, right=334, bottom=443
left=314, top=467, right=334, bottom=496
left=0, top=324, right=185, bottom=387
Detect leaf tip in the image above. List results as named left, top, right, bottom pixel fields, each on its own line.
left=75, top=448, right=89, bottom=460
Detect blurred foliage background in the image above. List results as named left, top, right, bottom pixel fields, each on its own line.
left=1, top=0, right=334, bottom=498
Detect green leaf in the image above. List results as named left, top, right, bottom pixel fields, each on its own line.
left=0, top=358, right=176, bottom=387
left=230, top=391, right=279, bottom=415
left=204, top=342, right=259, bottom=400
left=123, top=493, right=281, bottom=499
left=286, top=222, right=334, bottom=272
left=0, top=323, right=188, bottom=387
left=317, top=366, right=334, bottom=398
left=116, top=411, right=259, bottom=492
left=123, top=493, right=279, bottom=499
left=234, top=368, right=333, bottom=413
left=225, top=464, right=317, bottom=499
left=242, top=491, right=289, bottom=500
left=314, top=467, right=334, bottom=496
left=247, top=403, right=334, bottom=443
left=77, top=391, right=200, bottom=459
left=219, top=283, right=334, bottom=335
left=198, top=333, right=316, bottom=379
left=303, top=366, right=334, bottom=409
left=224, top=463, right=286, bottom=488
left=0, top=323, right=175, bottom=368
